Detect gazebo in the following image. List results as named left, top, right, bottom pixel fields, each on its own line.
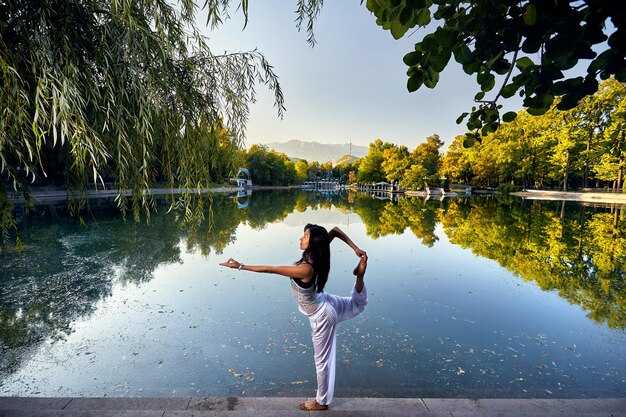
left=236, top=168, right=252, bottom=187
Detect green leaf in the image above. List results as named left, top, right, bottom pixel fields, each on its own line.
left=421, top=34, right=438, bottom=52
left=399, top=7, right=414, bottom=26
left=463, top=60, right=481, bottom=74
left=527, top=106, right=550, bottom=116
left=516, top=57, right=534, bottom=71
left=423, top=67, right=440, bottom=88
left=416, top=8, right=431, bottom=26
left=521, top=36, right=542, bottom=54
left=474, top=91, right=485, bottom=101
left=390, top=21, right=409, bottom=39
left=455, top=112, right=469, bottom=124
left=477, top=72, right=495, bottom=92
left=431, top=50, right=451, bottom=72
left=523, top=4, right=537, bottom=25
left=492, top=58, right=512, bottom=75
left=463, top=135, right=475, bottom=148
left=407, top=72, right=423, bottom=92
left=453, top=44, right=473, bottom=65
left=403, top=51, right=422, bottom=66
left=588, top=50, right=612, bottom=75
left=481, top=122, right=499, bottom=135
left=525, top=93, right=555, bottom=110
left=502, top=111, right=517, bottom=122
left=500, top=83, right=518, bottom=98
left=463, top=132, right=482, bottom=148
left=556, top=94, right=579, bottom=110
left=434, top=28, right=454, bottom=48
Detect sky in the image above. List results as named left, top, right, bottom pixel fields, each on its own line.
left=201, top=1, right=523, bottom=151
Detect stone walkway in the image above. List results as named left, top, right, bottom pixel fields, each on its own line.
left=0, top=397, right=624, bottom=417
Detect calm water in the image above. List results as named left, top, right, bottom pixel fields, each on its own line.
left=1, top=190, right=625, bottom=398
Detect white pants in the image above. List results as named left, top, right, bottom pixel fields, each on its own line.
left=308, top=285, right=368, bottom=405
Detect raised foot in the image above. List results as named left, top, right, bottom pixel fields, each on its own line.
left=299, top=400, right=328, bottom=411
left=353, top=255, right=367, bottom=276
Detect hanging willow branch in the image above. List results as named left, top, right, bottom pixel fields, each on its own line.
left=0, top=0, right=289, bottom=244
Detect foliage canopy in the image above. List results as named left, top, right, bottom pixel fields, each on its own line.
left=366, top=0, right=626, bottom=137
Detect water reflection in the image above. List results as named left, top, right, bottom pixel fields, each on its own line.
left=0, top=190, right=624, bottom=397
left=352, top=195, right=626, bottom=330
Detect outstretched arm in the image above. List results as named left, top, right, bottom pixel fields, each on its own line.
left=219, top=258, right=314, bottom=282
left=328, top=227, right=367, bottom=260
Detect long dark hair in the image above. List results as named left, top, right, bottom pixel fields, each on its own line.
left=301, top=223, right=330, bottom=293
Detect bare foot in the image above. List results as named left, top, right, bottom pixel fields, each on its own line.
left=353, top=255, right=367, bottom=276
left=299, top=400, right=328, bottom=411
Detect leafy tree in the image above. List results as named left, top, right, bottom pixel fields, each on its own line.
left=357, top=139, right=394, bottom=183
left=601, top=84, right=626, bottom=190
left=436, top=79, right=626, bottom=190
left=245, top=145, right=296, bottom=186
left=0, top=0, right=287, bottom=245
left=306, top=161, right=324, bottom=180
left=441, top=135, right=474, bottom=184
left=294, top=159, right=309, bottom=183
left=593, top=153, right=620, bottom=185
left=381, top=145, right=412, bottom=184
left=575, top=78, right=624, bottom=188
left=366, top=0, right=626, bottom=136
left=546, top=108, right=585, bottom=191
left=403, top=134, right=443, bottom=189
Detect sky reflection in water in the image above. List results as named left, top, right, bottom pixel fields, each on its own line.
left=0, top=191, right=625, bottom=398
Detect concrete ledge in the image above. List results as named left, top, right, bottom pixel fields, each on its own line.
left=64, top=397, right=192, bottom=410
left=0, top=397, right=72, bottom=410
left=0, top=397, right=624, bottom=417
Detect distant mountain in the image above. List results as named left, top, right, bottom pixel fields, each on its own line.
left=334, top=154, right=359, bottom=165
left=260, top=140, right=367, bottom=164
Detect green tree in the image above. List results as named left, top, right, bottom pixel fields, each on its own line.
left=601, top=85, right=626, bottom=190
left=381, top=145, right=412, bottom=184
left=0, top=0, right=286, bottom=244
left=357, top=139, right=394, bottom=183
left=245, top=145, right=296, bottom=186
left=403, top=134, right=443, bottom=189
left=441, top=135, right=473, bottom=184
left=366, top=0, right=626, bottom=135
left=294, top=159, right=309, bottom=183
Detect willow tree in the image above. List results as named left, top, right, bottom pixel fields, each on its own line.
left=0, top=1, right=321, bottom=245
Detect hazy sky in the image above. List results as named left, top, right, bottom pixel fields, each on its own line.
left=202, top=1, right=523, bottom=150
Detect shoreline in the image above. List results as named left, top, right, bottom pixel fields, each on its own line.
left=8, top=186, right=626, bottom=205
left=6, top=185, right=305, bottom=204
left=511, top=189, right=626, bottom=204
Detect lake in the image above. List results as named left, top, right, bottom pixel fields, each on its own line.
left=1, top=190, right=625, bottom=398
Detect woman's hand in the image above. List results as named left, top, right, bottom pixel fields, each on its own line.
left=219, top=258, right=242, bottom=269
left=354, top=248, right=368, bottom=261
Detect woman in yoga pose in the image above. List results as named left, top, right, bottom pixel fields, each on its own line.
left=220, top=224, right=368, bottom=411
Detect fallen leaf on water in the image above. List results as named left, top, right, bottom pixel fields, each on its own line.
left=228, top=368, right=254, bottom=382
left=291, top=380, right=308, bottom=385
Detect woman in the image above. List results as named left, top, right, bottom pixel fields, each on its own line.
left=220, top=224, right=368, bottom=411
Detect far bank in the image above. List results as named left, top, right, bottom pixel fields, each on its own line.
left=511, top=189, right=626, bottom=204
